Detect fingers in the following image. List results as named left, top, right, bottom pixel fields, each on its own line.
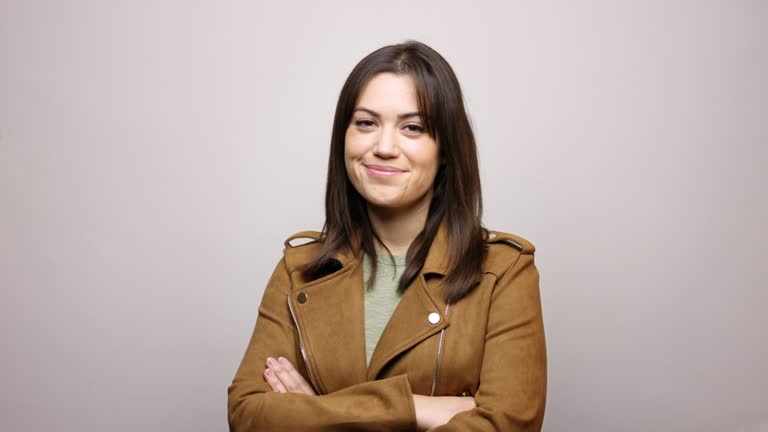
left=264, top=357, right=316, bottom=395
left=273, top=357, right=316, bottom=395
left=263, top=367, right=287, bottom=393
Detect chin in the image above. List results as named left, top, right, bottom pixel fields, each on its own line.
left=367, top=196, right=428, bottom=213
left=364, top=197, right=403, bottom=209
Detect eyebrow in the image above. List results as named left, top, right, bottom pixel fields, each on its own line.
left=353, top=107, right=422, bottom=120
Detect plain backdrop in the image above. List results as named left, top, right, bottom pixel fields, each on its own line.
left=1, top=1, right=766, bottom=431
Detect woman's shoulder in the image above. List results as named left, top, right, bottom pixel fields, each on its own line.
left=277, top=227, right=537, bottom=275
left=281, top=230, right=325, bottom=272
left=482, top=228, right=536, bottom=276
left=283, top=230, right=324, bottom=248
left=483, top=229, right=535, bottom=254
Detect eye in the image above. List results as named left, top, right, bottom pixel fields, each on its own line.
left=403, top=124, right=425, bottom=135
left=354, top=119, right=376, bottom=129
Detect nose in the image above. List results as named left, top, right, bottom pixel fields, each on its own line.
left=372, top=126, right=400, bottom=158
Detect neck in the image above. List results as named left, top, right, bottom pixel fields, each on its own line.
left=366, top=195, right=431, bottom=256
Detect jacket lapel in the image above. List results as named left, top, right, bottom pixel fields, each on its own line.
left=287, top=250, right=369, bottom=393
left=365, top=273, right=449, bottom=380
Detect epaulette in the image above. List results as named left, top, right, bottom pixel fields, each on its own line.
left=484, top=229, right=536, bottom=254
left=283, top=231, right=324, bottom=273
left=283, top=230, right=324, bottom=249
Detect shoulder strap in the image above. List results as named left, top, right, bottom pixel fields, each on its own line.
left=485, top=230, right=536, bottom=254
left=283, top=230, right=324, bottom=248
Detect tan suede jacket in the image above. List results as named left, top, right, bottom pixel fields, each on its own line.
left=228, top=222, right=547, bottom=431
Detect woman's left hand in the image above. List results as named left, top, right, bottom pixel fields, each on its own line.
left=263, top=356, right=317, bottom=395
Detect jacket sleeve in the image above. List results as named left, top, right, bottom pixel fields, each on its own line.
left=428, top=252, right=547, bottom=432
left=227, top=257, right=418, bottom=432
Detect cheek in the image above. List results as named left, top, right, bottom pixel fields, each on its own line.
left=407, top=140, right=439, bottom=171
left=413, top=142, right=440, bottom=189
left=343, top=130, right=362, bottom=181
left=343, top=153, right=356, bottom=183
left=344, top=129, right=368, bottom=159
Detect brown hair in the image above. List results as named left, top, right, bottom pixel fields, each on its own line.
left=303, top=40, right=485, bottom=304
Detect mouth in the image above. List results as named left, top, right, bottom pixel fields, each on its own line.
left=365, top=164, right=406, bottom=177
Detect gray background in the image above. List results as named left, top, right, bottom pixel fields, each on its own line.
left=1, top=0, right=766, bottom=431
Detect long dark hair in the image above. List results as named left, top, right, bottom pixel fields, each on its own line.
left=303, top=40, right=485, bottom=304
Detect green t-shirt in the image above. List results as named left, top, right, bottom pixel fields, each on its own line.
left=363, top=253, right=406, bottom=367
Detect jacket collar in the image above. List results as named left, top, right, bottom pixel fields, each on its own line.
left=421, top=218, right=450, bottom=276
left=333, top=218, right=450, bottom=277
left=289, top=218, right=452, bottom=387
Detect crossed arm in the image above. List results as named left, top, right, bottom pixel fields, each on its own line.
left=262, top=355, right=476, bottom=431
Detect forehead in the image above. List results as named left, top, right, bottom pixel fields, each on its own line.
left=355, top=72, right=419, bottom=112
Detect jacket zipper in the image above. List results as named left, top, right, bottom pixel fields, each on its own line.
left=430, top=304, right=451, bottom=396
left=286, top=294, right=322, bottom=395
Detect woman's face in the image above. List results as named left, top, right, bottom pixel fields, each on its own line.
left=344, top=72, right=439, bottom=215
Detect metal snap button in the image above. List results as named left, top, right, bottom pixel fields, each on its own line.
left=297, top=292, right=308, bottom=304
left=459, top=390, right=471, bottom=397
left=428, top=312, right=440, bottom=324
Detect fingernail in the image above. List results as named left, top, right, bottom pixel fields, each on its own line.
left=266, top=357, right=277, bottom=367
left=278, top=357, right=289, bottom=365
left=265, top=369, right=273, bottom=376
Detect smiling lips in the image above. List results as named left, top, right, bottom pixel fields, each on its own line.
left=365, top=164, right=406, bottom=177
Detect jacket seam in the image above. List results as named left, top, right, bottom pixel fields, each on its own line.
left=504, top=249, right=533, bottom=278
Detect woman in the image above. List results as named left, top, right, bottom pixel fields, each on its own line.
left=228, top=40, right=546, bottom=431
